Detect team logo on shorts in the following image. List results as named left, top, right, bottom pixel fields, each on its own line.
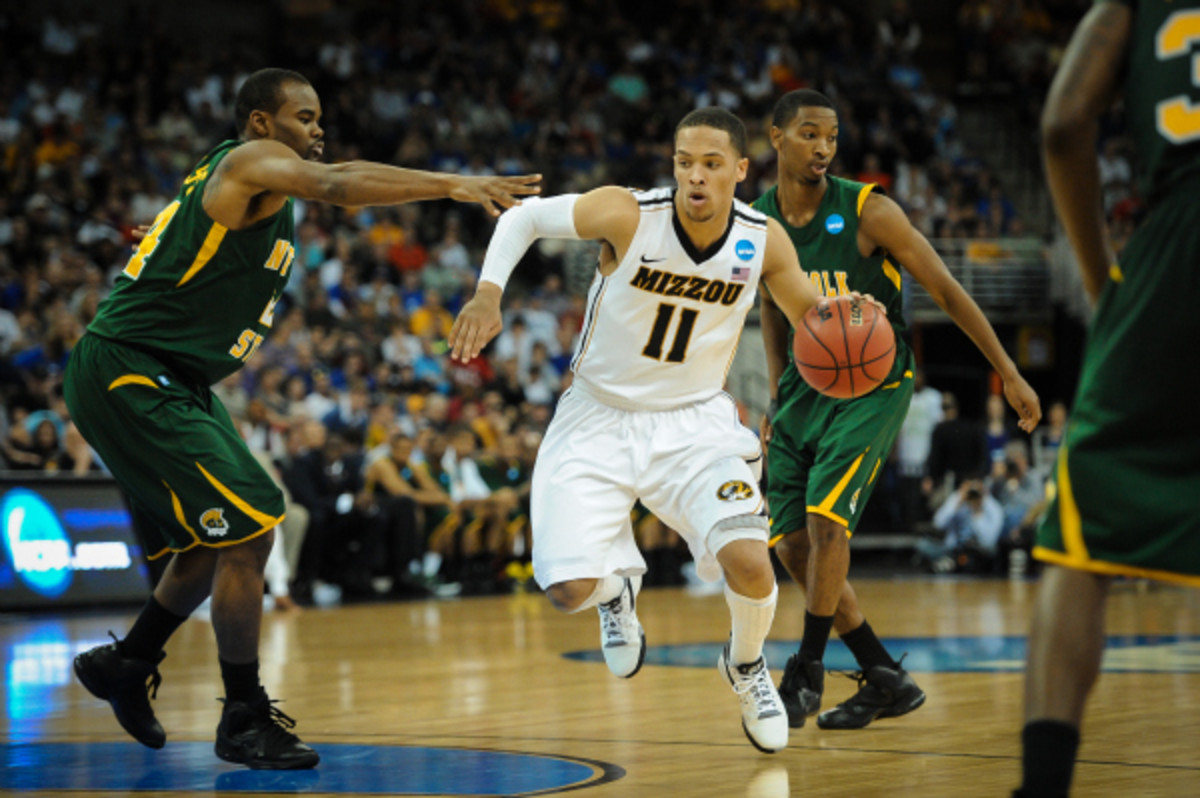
left=200, top=507, right=230, bottom=537
left=849, top=488, right=862, bottom=516
left=717, top=480, right=755, bottom=501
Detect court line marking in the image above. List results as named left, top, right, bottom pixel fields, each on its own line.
left=0, top=741, right=626, bottom=797
left=320, top=732, right=1200, bottom=774
left=14, top=731, right=1199, bottom=775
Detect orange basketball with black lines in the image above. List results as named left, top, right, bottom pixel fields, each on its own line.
left=793, top=296, right=895, bottom=399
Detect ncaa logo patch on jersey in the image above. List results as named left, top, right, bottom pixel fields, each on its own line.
left=200, top=507, right=230, bottom=537
left=734, top=239, right=756, bottom=261
left=717, top=480, right=755, bottom=502
left=825, top=214, right=845, bottom=234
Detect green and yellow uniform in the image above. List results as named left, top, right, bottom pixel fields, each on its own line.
left=1035, top=0, right=1200, bottom=584
left=64, top=140, right=295, bottom=559
left=405, top=459, right=462, bottom=544
left=476, top=454, right=531, bottom=543
left=754, top=176, right=914, bottom=537
left=475, top=455, right=529, bottom=495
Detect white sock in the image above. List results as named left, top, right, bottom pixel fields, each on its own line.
left=725, top=583, right=778, bottom=666
left=569, top=574, right=630, bottom=614
left=594, top=574, right=627, bottom=604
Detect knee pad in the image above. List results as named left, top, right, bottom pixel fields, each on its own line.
left=705, top=514, right=769, bottom=558
left=745, top=453, right=764, bottom=482
left=559, top=573, right=639, bottom=614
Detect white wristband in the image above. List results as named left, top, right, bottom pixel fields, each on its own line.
left=479, top=194, right=581, bottom=290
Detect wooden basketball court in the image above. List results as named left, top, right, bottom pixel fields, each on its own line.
left=3, top=577, right=1198, bottom=796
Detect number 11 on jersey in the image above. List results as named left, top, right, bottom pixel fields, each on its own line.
left=642, top=302, right=698, bottom=363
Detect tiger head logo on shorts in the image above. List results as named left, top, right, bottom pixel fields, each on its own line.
left=200, top=507, right=230, bottom=537
left=716, top=480, right=755, bottom=501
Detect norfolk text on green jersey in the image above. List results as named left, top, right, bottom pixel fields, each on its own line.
left=753, top=175, right=910, bottom=398
left=753, top=176, right=905, bottom=325
left=88, top=140, right=295, bottom=385
left=755, top=175, right=906, bottom=315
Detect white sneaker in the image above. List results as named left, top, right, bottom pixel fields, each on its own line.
left=597, top=577, right=645, bottom=678
left=718, top=642, right=788, bottom=753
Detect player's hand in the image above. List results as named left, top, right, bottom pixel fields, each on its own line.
left=449, top=174, right=542, bottom=217
left=130, top=224, right=151, bottom=250
left=449, top=282, right=504, bottom=362
left=848, top=290, right=887, bottom=316
left=1004, top=373, right=1042, bottom=433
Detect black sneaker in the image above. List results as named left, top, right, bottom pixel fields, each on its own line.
left=215, top=695, right=320, bottom=770
left=816, top=659, right=926, bottom=730
left=777, top=653, right=824, bottom=728
left=73, top=633, right=166, bottom=749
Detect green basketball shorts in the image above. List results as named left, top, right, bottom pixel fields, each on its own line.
left=767, top=349, right=914, bottom=540
left=1036, top=188, right=1200, bottom=586
left=64, top=333, right=284, bottom=559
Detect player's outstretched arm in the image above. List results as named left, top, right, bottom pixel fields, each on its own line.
left=761, top=218, right=820, bottom=330
left=1042, top=2, right=1130, bottom=303
left=225, top=139, right=542, bottom=215
left=448, top=186, right=639, bottom=362
left=861, top=193, right=1042, bottom=432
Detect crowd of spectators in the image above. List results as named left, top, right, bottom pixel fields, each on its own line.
left=899, top=377, right=1068, bottom=578
left=955, top=0, right=1142, bottom=240
left=2, top=1, right=1046, bottom=602
left=955, top=0, right=1088, bottom=115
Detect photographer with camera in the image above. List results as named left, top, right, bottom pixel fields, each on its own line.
left=918, top=476, right=1004, bottom=574
left=988, top=440, right=1048, bottom=578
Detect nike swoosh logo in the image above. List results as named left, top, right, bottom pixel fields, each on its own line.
left=640, top=255, right=667, bottom=263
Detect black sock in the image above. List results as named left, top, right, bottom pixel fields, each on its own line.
left=840, top=620, right=897, bottom=671
left=220, top=658, right=265, bottom=704
left=1019, top=720, right=1080, bottom=798
left=119, top=596, right=188, bottom=662
left=799, top=611, right=835, bottom=663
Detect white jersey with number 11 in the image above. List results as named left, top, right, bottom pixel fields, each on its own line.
left=569, top=187, right=768, bottom=411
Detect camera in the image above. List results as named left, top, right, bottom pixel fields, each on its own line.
left=965, top=486, right=982, bottom=501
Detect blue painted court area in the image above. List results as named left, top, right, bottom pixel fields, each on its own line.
left=566, top=635, right=1200, bottom=674
left=0, top=742, right=619, bottom=795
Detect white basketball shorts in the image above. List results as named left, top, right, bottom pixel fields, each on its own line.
left=530, top=386, right=766, bottom=588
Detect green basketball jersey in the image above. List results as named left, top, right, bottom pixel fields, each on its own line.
left=1109, top=0, right=1200, bottom=202
left=752, top=175, right=909, bottom=399
left=476, top=455, right=529, bottom=491
left=88, top=140, right=296, bottom=385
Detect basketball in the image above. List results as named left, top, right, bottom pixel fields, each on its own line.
left=793, top=295, right=896, bottom=399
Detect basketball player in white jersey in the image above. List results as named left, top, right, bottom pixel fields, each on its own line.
left=450, top=108, right=822, bottom=753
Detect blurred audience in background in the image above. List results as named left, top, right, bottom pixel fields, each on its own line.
left=1, top=1, right=1075, bottom=601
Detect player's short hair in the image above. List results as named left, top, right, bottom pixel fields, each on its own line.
left=234, top=68, right=311, bottom=133
left=676, top=107, right=747, bottom=157
left=772, top=89, right=837, bottom=129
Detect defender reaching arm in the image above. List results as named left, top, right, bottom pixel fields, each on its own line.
left=858, top=192, right=1041, bottom=432
left=200, top=73, right=540, bottom=232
